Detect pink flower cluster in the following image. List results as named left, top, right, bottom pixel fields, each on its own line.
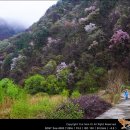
left=110, top=30, right=130, bottom=46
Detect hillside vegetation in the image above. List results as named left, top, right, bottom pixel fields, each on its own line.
left=0, top=0, right=130, bottom=118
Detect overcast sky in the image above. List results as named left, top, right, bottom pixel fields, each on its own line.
left=0, top=1, right=58, bottom=28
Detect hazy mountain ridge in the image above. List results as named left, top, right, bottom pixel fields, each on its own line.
left=0, top=18, right=25, bottom=40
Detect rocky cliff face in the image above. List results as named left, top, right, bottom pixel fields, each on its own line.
left=0, top=0, right=130, bottom=87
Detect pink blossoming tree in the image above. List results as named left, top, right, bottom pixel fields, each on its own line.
left=109, top=30, right=130, bottom=68
left=109, top=30, right=130, bottom=48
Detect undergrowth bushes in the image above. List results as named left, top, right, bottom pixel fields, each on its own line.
left=76, top=66, right=107, bottom=93
left=0, top=78, right=23, bottom=103
left=0, top=70, right=112, bottom=119
left=72, top=95, right=112, bottom=119
left=0, top=84, right=112, bottom=119
left=71, top=90, right=81, bottom=99
left=24, top=74, right=65, bottom=95
left=48, top=101, right=84, bottom=119
left=24, top=74, right=46, bottom=94
left=10, top=95, right=67, bottom=119
left=106, top=68, right=129, bottom=104
left=10, top=99, right=32, bottom=119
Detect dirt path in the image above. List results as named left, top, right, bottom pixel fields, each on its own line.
left=96, top=94, right=130, bottom=119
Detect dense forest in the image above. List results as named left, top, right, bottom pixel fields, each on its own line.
left=0, top=0, right=130, bottom=119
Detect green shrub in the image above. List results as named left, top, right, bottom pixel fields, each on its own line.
left=2, top=53, right=14, bottom=74
left=24, top=74, right=46, bottom=94
left=6, top=84, right=19, bottom=99
left=58, top=80, right=67, bottom=89
left=87, top=29, right=104, bottom=43
left=88, top=87, right=98, bottom=93
left=76, top=66, right=106, bottom=93
left=0, top=78, right=13, bottom=89
left=0, top=40, right=10, bottom=52
left=32, top=97, right=56, bottom=118
left=28, top=96, right=59, bottom=118
left=113, top=94, right=120, bottom=104
left=87, top=9, right=102, bottom=25
left=46, top=75, right=62, bottom=94
left=17, top=89, right=28, bottom=100
left=100, top=0, right=118, bottom=16
left=74, top=69, right=84, bottom=81
left=85, top=73, right=98, bottom=88
left=24, top=74, right=67, bottom=95
left=45, top=60, right=57, bottom=70
left=0, top=86, right=4, bottom=103
left=54, top=55, right=64, bottom=64
left=0, top=78, right=20, bottom=100
left=48, top=102, right=83, bottom=119
left=121, top=84, right=127, bottom=90
left=57, top=68, right=70, bottom=81
left=61, top=89, right=69, bottom=97
left=10, top=96, right=58, bottom=119
left=10, top=99, right=32, bottom=119
left=57, top=68, right=70, bottom=89
left=71, top=90, right=81, bottom=99
left=76, top=73, right=98, bottom=93
left=43, top=60, right=57, bottom=75
left=12, top=32, right=32, bottom=50
left=32, top=26, right=49, bottom=48
left=89, top=66, right=106, bottom=77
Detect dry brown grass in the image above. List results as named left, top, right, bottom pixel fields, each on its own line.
left=29, top=96, right=44, bottom=105
left=29, top=94, right=67, bottom=106
left=50, top=95, right=67, bottom=106
left=105, top=67, right=129, bottom=104
left=0, top=97, right=13, bottom=118
left=107, top=68, right=129, bottom=93
left=5, top=94, right=68, bottom=119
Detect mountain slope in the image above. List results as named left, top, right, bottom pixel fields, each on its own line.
left=0, top=0, right=130, bottom=91
left=0, top=18, right=25, bottom=40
